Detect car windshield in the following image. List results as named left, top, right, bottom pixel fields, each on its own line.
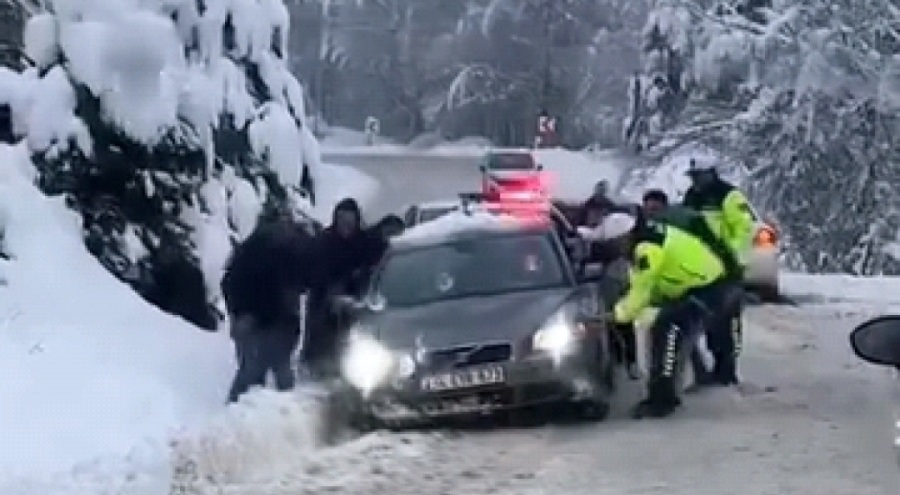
left=419, top=206, right=457, bottom=223
left=375, top=233, right=566, bottom=307
left=487, top=153, right=536, bottom=170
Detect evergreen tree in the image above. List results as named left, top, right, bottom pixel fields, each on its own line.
left=11, top=0, right=320, bottom=328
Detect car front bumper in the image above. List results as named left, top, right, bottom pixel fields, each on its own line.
left=361, top=351, right=597, bottom=423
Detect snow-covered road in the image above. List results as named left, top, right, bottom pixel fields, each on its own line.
left=320, top=152, right=481, bottom=219
left=170, top=304, right=899, bottom=495
left=198, top=152, right=900, bottom=495
left=320, top=147, right=632, bottom=219
left=4, top=147, right=898, bottom=494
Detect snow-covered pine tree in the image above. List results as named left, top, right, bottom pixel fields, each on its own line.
left=632, top=0, right=900, bottom=275
left=624, top=0, right=691, bottom=151
left=3, top=0, right=322, bottom=328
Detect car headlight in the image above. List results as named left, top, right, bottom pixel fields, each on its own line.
left=340, top=328, right=415, bottom=395
left=533, top=309, right=585, bottom=355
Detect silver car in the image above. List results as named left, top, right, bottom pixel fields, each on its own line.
left=849, top=316, right=900, bottom=464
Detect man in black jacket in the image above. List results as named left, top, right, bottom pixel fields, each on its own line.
left=222, top=207, right=318, bottom=403
left=303, top=198, right=387, bottom=378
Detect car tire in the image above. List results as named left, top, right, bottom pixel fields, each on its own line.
left=576, top=399, right=611, bottom=422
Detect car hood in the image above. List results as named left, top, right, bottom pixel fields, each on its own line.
left=363, top=288, right=573, bottom=349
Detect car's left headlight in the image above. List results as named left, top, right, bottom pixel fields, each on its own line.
left=340, top=328, right=414, bottom=395
left=532, top=309, right=585, bottom=356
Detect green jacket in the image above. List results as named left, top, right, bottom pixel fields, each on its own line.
left=614, top=225, right=724, bottom=324
left=682, top=181, right=755, bottom=267
left=648, top=204, right=742, bottom=279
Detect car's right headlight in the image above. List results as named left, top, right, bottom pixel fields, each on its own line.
left=340, top=328, right=414, bottom=396
left=532, top=309, right=586, bottom=364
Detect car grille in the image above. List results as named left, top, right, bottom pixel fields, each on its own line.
left=427, top=343, right=512, bottom=369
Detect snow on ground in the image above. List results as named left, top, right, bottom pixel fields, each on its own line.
left=162, top=290, right=900, bottom=494
left=0, top=143, right=232, bottom=491
left=781, top=273, right=900, bottom=313
left=0, top=139, right=383, bottom=495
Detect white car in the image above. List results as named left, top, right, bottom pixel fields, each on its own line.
left=743, top=205, right=780, bottom=301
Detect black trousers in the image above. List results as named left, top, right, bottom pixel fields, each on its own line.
left=613, top=323, right=637, bottom=365
left=703, top=281, right=744, bottom=381
left=646, top=282, right=728, bottom=402
left=228, top=326, right=299, bottom=403
left=302, top=295, right=356, bottom=379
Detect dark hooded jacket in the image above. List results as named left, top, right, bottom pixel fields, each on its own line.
left=221, top=217, right=318, bottom=328
left=313, top=198, right=386, bottom=298
left=302, top=199, right=387, bottom=375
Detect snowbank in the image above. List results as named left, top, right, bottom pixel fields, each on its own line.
left=0, top=141, right=387, bottom=494
left=781, top=273, right=900, bottom=312
left=0, top=144, right=231, bottom=489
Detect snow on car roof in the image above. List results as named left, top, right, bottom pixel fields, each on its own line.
left=392, top=209, right=538, bottom=247
left=414, top=199, right=462, bottom=210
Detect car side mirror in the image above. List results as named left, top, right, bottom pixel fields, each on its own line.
left=849, top=316, right=900, bottom=366
left=479, top=165, right=486, bottom=172
left=536, top=164, right=543, bottom=171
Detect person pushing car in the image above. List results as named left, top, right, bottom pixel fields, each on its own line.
left=581, top=213, right=730, bottom=419
left=682, top=160, right=754, bottom=385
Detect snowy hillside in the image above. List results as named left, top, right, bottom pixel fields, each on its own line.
left=0, top=143, right=232, bottom=490
left=0, top=0, right=379, bottom=328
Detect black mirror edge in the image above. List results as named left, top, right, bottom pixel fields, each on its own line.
left=849, top=319, right=900, bottom=367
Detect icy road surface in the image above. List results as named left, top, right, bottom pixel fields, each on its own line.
left=172, top=303, right=899, bottom=495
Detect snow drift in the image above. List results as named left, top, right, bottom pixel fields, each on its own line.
left=0, top=144, right=380, bottom=495
left=0, top=142, right=231, bottom=488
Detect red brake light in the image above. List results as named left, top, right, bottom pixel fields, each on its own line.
left=754, top=226, right=778, bottom=248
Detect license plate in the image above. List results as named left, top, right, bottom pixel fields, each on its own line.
left=420, top=366, right=505, bottom=392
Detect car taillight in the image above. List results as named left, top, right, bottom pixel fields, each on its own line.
left=754, top=226, right=778, bottom=248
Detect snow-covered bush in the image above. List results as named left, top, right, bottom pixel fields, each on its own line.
left=0, top=0, right=322, bottom=328
left=629, top=0, right=900, bottom=275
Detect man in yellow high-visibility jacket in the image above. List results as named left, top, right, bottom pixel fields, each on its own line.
left=581, top=213, right=731, bottom=419
left=682, top=160, right=754, bottom=386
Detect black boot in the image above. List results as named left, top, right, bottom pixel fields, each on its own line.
left=631, top=378, right=682, bottom=419
left=712, top=353, right=739, bottom=386
left=690, top=347, right=717, bottom=387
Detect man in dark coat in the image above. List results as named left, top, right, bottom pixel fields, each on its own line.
left=221, top=207, right=318, bottom=403
left=303, top=198, right=386, bottom=378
